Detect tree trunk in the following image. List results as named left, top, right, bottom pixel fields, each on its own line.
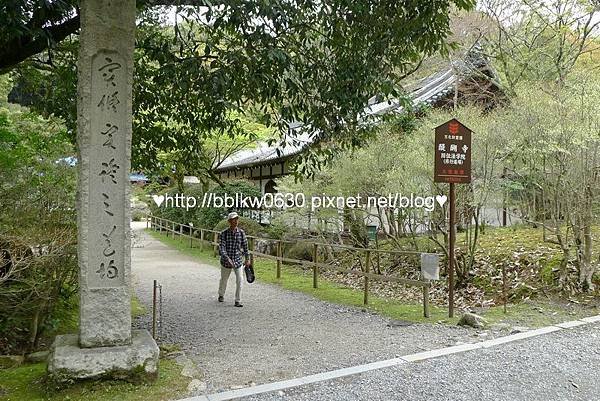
left=578, top=187, right=595, bottom=291
left=558, top=247, right=570, bottom=290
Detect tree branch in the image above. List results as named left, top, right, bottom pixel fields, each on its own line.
left=0, top=0, right=225, bottom=72
left=0, top=14, right=80, bottom=73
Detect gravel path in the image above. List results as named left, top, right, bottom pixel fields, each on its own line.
left=130, top=223, right=509, bottom=395
left=241, top=322, right=600, bottom=401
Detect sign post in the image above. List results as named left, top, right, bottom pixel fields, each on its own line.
left=449, top=182, right=456, bottom=318
left=434, top=119, right=472, bottom=318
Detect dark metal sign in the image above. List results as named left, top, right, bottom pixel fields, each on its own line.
left=434, top=119, right=472, bottom=184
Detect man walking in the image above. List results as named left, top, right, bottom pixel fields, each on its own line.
left=218, top=212, right=250, bottom=307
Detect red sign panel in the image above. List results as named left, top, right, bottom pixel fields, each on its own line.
left=434, top=119, right=472, bottom=184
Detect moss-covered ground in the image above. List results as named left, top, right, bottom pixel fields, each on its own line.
left=0, top=357, right=189, bottom=401
left=0, top=277, right=189, bottom=401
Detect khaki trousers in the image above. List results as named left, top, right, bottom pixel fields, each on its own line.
left=218, top=265, right=242, bottom=302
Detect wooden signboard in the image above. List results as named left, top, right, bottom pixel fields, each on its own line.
left=434, top=119, right=472, bottom=184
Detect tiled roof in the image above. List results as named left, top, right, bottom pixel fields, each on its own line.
left=215, top=123, right=312, bottom=171
left=215, top=51, right=495, bottom=172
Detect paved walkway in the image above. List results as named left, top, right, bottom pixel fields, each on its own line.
left=234, top=320, right=600, bottom=401
left=129, top=223, right=544, bottom=396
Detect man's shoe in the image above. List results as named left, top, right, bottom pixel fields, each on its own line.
left=218, top=296, right=224, bottom=302
left=234, top=302, right=243, bottom=307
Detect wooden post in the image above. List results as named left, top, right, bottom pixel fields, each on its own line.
left=502, top=166, right=507, bottom=227
left=152, top=280, right=158, bottom=339
left=172, top=221, right=175, bottom=239
left=213, top=232, right=218, bottom=257
left=276, top=240, right=282, bottom=279
left=179, top=224, right=183, bottom=241
left=449, top=182, right=456, bottom=318
left=364, top=250, right=371, bottom=305
left=502, top=264, right=507, bottom=314
left=375, top=233, right=381, bottom=274
left=313, top=243, right=318, bottom=289
left=200, top=229, right=205, bottom=251
left=190, top=230, right=193, bottom=248
left=423, top=281, right=431, bottom=318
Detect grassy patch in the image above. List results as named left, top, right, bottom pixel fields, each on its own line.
left=131, top=294, right=147, bottom=319
left=0, top=358, right=189, bottom=401
left=478, top=297, right=599, bottom=328
left=252, top=258, right=456, bottom=323
left=146, top=229, right=220, bottom=266
left=158, top=344, right=181, bottom=356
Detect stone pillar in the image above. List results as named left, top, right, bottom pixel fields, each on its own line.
left=78, top=0, right=133, bottom=348
left=48, top=0, right=159, bottom=382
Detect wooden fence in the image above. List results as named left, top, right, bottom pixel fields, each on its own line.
left=147, top=215, right=437, bottom=317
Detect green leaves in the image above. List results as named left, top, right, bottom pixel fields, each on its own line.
left=9, top=0, right=474, bottom=181
left=0, top=75, right=76, bottom=238
left=131, top=1, right=475, bottom=176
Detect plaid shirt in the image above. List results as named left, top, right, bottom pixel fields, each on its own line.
left=219, top=227, right=249, bottom=268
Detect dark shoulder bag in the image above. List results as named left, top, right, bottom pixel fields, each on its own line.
left=244, top=263, right=255, bottom=283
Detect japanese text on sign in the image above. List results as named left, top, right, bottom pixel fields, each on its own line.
left=434, top=119, right=472, bottom=184
left=88, top=51, right=127, bottom=288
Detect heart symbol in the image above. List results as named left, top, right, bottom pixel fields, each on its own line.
left=435, top=195, right=447, bottom=208
left=152, top=194, right=165, bottom=207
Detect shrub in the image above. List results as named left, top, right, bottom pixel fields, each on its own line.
left=147, top=185, right=190, bottom=224
left=192, top=180, right=263, bottom=229
left=148, top=180, right=263, bottom=230
left=192, top=207, right=224, bottom=230
left=0, top=91, right=78, bottom=353
left=213, top=217, right=265, bottom=237
left=0, top=236, right=77, bottom=353
left=132, top=210, right=145, bottom=222
left=285, top=241, right=314, bottom=262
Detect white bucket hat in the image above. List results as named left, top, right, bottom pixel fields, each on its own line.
left=227, top=211, right=239, bottom=220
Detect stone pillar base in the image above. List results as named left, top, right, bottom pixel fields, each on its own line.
left=48, top=330, right=159, bottom=383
